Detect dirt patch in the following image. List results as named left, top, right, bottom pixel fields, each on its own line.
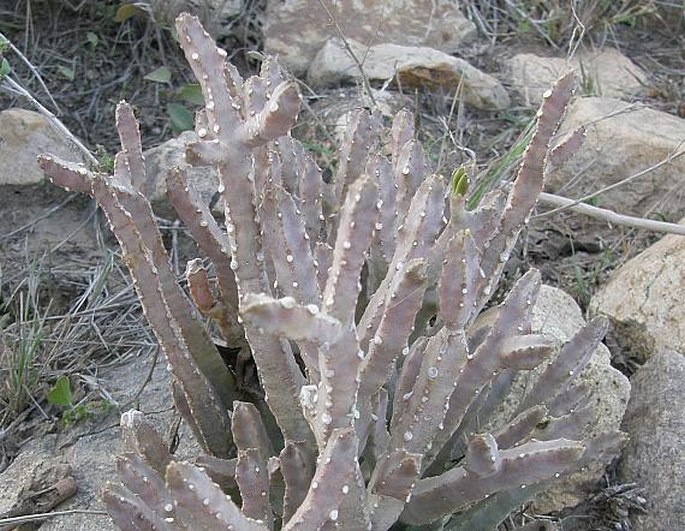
left=0, top=185, right=99, bottom=282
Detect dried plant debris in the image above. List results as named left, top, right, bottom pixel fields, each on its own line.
left=39, top=14, right=625, bottom=530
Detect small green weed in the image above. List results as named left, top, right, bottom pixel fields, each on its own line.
left=0, top=36, right=10, bottom=81
left=140, top=59, right=199, bottom=133
left=583, top=195, right=603, bottom=207
left=570, top=243, right=614, bottom=308
left=467, top=118, right=536, bottom=209
left=94, top=145, right=116, bottom=173
left=0, top=259, right=50, bottom=425
left=577, top=60, right=600, bottom=97
left=47, top=375, right=113, bottom=428
left=300, top=140, right=336, bottom=159
left=167, top=83, right=205, bottom=132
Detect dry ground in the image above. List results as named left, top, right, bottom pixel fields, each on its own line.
left=0, top=1, right=683, bottom=529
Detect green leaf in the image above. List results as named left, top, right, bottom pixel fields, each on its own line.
left=114, top=4, right=143, bottom=23
left=57, top=65, right=75, bottom=81
left=0, top=58, right=10, bottom=78
left=86, top=32, right=99, bottom=49
left=167, top=103, right=194, bottom=133
left=47, top=376, right=73, bottom=407
left=144, top=66, right=172, bottom=84
left=176, top=83, right=204, bottom=105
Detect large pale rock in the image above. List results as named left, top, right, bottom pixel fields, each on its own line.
left=618, top=350, right=685, bottom=531
left=143, top=130, right=220, bottom=216
left=589, top=220, right=685, bottom=360
left=264, top=0, right=476, bottom=76
left=309, top=38, right=510, bottom=110
left=506, top=48, right=648, bottom=106
left=0, top=108, right=87, bottom=186
left=546, top=97, right=685, bottom=219
left=488, top=285, right=630, bottom=512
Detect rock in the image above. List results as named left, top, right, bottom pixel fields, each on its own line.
left=143, top=130, right=221, bottom=216
left=264, top=0, right=476, bottom=76
left=0, top=447, right=76, bottom=521
left=487, top=285, right=631, bottom=512
left=589, top=219, right=685, bottom=362
left=0, top=108, right=87, bottom=186
left=308, top=38, right=510, bottom=110
left=14, top=434, right=119, bottom=531
left=506, top=49, right=648, bottom=106
left=546, top=97, right=685, bottom=219
left=618, top=349, right=685, bottom=531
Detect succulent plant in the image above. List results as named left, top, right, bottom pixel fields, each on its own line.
left=38, top=13, right=624, bottom=530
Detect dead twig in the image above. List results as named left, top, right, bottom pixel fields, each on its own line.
left=0, top=30, right=61, bottom=113
left=1, top=75, right=97, bottom=166
left=535, top=190, right=685, bottom=236
left=0, top=509, right=108, bottom=528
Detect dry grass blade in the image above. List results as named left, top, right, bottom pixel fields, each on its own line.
left=0, top=248, right=156, bottom=432
left=459, top=0, right=660, bottom=47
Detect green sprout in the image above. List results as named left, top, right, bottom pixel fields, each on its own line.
left=0, top=37, right=11, bottom=81
left=47, top=375, right=113, bottom=428
left=450, top=165, right=470, bottom=198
